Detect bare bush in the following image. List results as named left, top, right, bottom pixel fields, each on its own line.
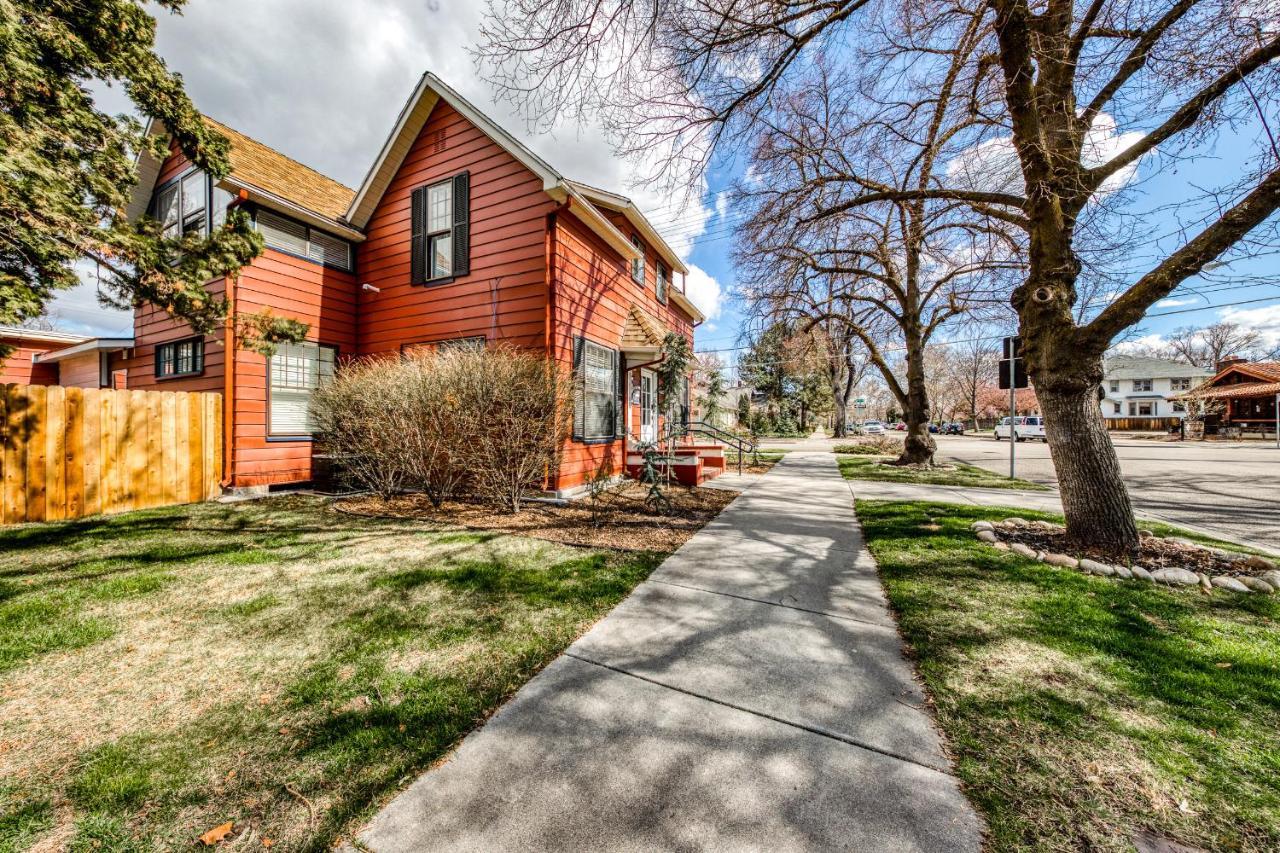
left=310, top=358, right=410, bottom=498
left=449, top=346, right=575, bottom=512
left=310, top=346, right=571, bottom=512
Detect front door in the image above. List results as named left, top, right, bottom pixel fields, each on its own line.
left=640, top=371, right=657, bottom=443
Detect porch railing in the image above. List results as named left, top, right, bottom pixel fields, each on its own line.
left=659, top=419, right=758, bottom=476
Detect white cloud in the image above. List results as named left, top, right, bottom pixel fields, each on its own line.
left=63, top=0, right=724, bottom=334
left=1155, top=297, right=1197, bottom=308
left=946, top=113, right=1144, bottom=198
left=683, top=263, right=723, bottom=321
left=1111, top=333, right=1168, bottom=354
left=1219, top=304, right=1280, bottom=347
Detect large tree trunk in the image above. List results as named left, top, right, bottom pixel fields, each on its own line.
left=894, top=332, right=936, bottom=465
left=1038, top=378, right=1140, bottom=556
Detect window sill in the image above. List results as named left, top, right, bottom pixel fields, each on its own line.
left=419, top=276, right=456, bottom=287
left=155, top=371, right=204, bottom=381
left=575, top=436, right=621, bottom=446
left=267, top=435, right=315, bottom=443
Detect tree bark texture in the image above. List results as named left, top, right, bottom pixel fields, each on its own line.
left=894, top=334, right=937, bottom=465
left=1038, top=379, right=1140, bottom=555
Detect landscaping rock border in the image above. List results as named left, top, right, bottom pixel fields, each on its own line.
left=970, top=519, right=1278, bottom=595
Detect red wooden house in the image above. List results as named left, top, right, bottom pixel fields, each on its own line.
left=118, top=73, right=709, bottom=496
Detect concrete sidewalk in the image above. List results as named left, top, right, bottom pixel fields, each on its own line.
left=353, top=452, right=983, bottom=852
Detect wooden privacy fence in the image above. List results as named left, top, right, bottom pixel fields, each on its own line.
left=1, top=384, right=222, bottom=525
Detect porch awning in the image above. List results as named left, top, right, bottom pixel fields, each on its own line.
left=620, top=305, right=667, bottom=359
left=1172, top=381, right=1280, bottom=401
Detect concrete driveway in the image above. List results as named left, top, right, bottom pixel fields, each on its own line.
left=934, top=434, right=1280, bottom=553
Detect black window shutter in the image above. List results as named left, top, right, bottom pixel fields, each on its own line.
left=410, top=186, right=427, bottom=285
left=452, top=171, right=470, bottom=277
left=615, top=351, right=625, bottom=437
left=572, top=336, right=585, bottom=440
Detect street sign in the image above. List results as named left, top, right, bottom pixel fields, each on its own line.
left=998, top=335, right=1026, bottom=479
left=853, top=396, right=868, bottom=411
left=998, top=336, right=1028, bottom=390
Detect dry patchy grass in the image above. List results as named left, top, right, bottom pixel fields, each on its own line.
left=0, top=496, right=666, bottom=851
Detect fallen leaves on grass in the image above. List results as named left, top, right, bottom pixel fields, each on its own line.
left=198, top=821, right=233, bottom=846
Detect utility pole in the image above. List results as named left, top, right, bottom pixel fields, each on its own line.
left=999, top=336, right=1028, bottom=480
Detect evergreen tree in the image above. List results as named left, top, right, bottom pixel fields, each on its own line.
left=0, top=1, right=299, bottom=355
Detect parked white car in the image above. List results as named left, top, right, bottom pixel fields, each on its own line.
left=863, top=420, right=886, bottom=435
left=994, top=416, right=1047, bottom=442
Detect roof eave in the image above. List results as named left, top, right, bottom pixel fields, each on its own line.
left=33, top=338, right=134, bottom=363
left=224, top=178, right=365, bottom=242
left=567, top=181, right=689, bottom=275
left=670, top=287, right=706, bottom=324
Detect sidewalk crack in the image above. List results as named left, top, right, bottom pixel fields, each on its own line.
left=563, top=651, right=956, bottom=777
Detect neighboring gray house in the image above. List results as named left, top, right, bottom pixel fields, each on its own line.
left=1101, top=355, right=1213, bottom=420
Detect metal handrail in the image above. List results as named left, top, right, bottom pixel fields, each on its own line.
left=657, top=419, right=758, bottom=475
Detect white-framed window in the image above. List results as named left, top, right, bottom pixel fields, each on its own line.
left=410, top=173, right=470, bottom=284
left=1173, top=401, right=1186, bottom=413
left=426, top=180, right=454, bottom=279
left=1170, top=377, right=1193, bottom=391
left=269, top=342, right=337, bottom=436
left=1112, top=402, right=1121, bottom=414
left=155, top=336, right=204, bottom=378
left=255, top=209, right=353, bottom=271
left=657, top=262, right=669, bottom=305
left=631, top=236, right=645, bottom=285
left=574, top=337, right=620, bottom=441
left=152, top=170, right=207, bottom=239
left=1109, top=380, right=1119, bottom=392
left=1133, top=378, right=1153, bottom=392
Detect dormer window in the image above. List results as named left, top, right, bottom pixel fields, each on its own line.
left=150, top=170, right=233, bottom=239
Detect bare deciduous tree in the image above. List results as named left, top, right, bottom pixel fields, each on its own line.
left=479, top=0, right=1280, bottom=554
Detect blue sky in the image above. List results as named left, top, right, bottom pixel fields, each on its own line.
left=53, top=1, right=1279, bottom=375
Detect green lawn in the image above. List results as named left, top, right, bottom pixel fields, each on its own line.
left=837, top=454, right=1049, bottom=490
left=858, top=499, right=1280, bottom=852
left=0, top=497, right=662, bottom=851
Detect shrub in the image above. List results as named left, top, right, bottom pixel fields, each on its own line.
left=310, top=346, right=571, bottom=512
left=833, top=437, right=901, bottom=455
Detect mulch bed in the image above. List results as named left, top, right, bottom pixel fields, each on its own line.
left=999, top=522, right=1275, bottom=578
left=335, top=482, right=737, bottom=553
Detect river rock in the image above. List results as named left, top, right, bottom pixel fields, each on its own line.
left=1150, top=568, right=1199, bottom=586
left=1240, top=577, right=1275, bottom=594
left=971, top=520, right=995, bottom=532
left=1010, top=543, right=1039, bottom=560
left=1197, top=572, right=1213, bottom=593
left=992, top=541, right=1010, bottom=551
left=1211, top=576, right=1250, bottom=593
left=976, top=530, right=999, bottom=544
left=1166, top=536, right=1198, bottom=548
left=1261, top=570, right=1280, bottom=589
left=1138, top=529, right=1154, bottom=540
left=1043, top=553, right=1079, bottom=569
left=1004, top=517, right=1030, bottom=528
left=1078, top=558, right=1110, bottom=576
left=1243, top=554, right=1278, bottom=572
left=1130, top=566, right=1154, bottom=582
left=1112, top=565, right=1133, bottom=580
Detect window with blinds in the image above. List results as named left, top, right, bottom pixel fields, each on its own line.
left=256, top=209, right=353, bottom=271
left=574, top=338, right=620, bottom=441
left=269, top=342, right=336, bottom=436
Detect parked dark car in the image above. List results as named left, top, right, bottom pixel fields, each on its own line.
left=942, top=422, right=966, bottom=435
left=928, top=423, right=940, bottom=433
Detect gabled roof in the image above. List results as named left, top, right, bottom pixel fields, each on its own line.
left=1172, top=360, right=1280, bottom=400
left=127, top=117, right=362, bottom=241
left=565, top=180, right=689, bottom=276
left=345, top=74, right=704, bottom=322
left=621, top=305, right=667, bottom=353
left=1103, top=355, right=1213, bottom=380
left=204, top=117, right=355, bottom=222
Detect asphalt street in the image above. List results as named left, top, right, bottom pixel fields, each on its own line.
left=935, top=434, right=1280, bottom=553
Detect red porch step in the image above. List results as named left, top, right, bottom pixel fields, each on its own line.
left=625, top=443, right=726, bottom=486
